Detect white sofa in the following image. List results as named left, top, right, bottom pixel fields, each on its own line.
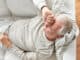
left=0, top=0, right=79, bottom=60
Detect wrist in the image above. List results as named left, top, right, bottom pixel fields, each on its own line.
left=41, top=6, right=47, bottom=11
left=41, top=6, right=49, bottom=12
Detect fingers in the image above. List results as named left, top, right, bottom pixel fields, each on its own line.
left=41, top=7, right=53, bottom=21
left=42, top=7, right=55, bottom=27
left=44, top=15, right=55, bottom=28
left=0, top=34, right=12, bottom=48
left=42, top=9, right=52, bottom=20
left=46, top=15, right=55, bottom=24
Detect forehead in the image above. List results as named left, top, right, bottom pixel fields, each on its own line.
left=57, top=25, right=66, bottom=35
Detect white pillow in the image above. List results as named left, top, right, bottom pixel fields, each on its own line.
left=6, top=0, right=38, bottom=17
left=0, top=0, right=10, bottom=17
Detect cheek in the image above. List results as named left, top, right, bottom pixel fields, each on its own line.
left=52, top=22, right=62, bottom=31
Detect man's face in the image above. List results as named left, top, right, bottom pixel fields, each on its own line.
left=52, top=20, right=66, bottom=35
left=44, top=18, right=65, bottom=41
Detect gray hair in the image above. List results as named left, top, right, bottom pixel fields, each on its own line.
left=56, top=14, right=73, bottom=35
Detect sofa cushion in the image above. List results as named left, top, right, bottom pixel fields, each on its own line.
left=6, top=0, right=38, bottom=18
left=0, top=0, right=10, bottom=17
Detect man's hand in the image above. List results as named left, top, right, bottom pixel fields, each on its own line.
left=41, top=7, right=55, bottom=25
left=0, top=33, right=12, bottom=48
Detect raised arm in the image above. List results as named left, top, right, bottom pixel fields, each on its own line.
left=33, top=0, right=54, bottom=20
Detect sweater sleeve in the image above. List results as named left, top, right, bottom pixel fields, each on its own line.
left=0, top=19, right=13, bottom=34
left=32, top=0, right=47, bottom=10
left=8, top=45, right=37, bottom=60
left=8, top=43, right=54, bottom=60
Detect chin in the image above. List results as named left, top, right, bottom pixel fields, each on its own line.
left=46, top=35, right=57, bottom=41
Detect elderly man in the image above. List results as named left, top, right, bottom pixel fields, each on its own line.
left=0, top=14, right=73, bottom=60
left=0, top=0, right=77, bottom=60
